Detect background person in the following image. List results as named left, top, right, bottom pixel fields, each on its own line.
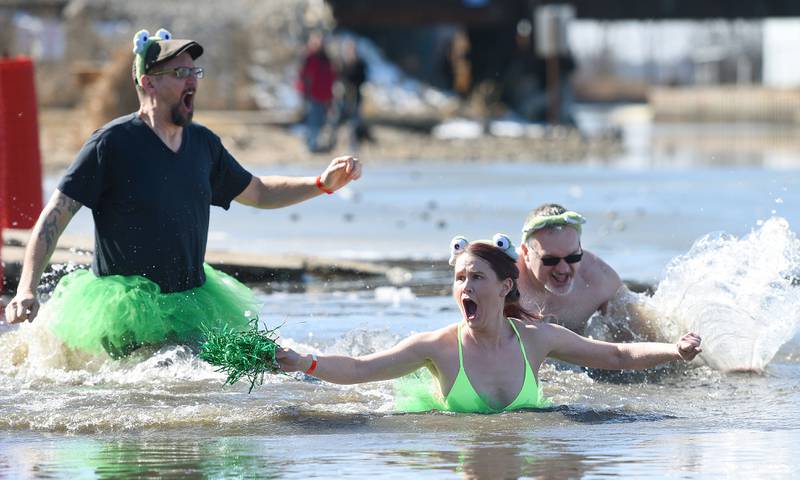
left=297, top=31, right=336, bottom=153
left=331, top=38, right=370, bottom=153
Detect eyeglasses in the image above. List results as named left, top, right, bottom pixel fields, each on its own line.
left=148, top=66, right=204, bottom=79
left=535, top=250, right=583, bottom=267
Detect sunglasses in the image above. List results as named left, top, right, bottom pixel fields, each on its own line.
left=536, top=251, right=583, bottom=267
left=149, top=66, right=204, bottom=79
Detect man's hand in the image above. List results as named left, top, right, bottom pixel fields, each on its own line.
left=319, top=156, right=362, bottom=193
left=676, top=332, right=702, bottom=361
left=4, top=290, right=40, bottom=324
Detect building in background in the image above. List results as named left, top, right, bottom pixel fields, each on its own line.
left=4, top=0, right=800, bottom=124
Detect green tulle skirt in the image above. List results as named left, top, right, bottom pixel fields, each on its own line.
left=46, top=265, right=258, bottom=358
left=393, top=369, right=447, bottom=413
left=393, top=368, right=553, bottom=414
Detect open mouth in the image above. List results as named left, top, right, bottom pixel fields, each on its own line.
left=462, top=298, right=478, bottom=320
left=181, top=90, right=195, bottom=110
left=546, top=274, right=574, bottom=295
left=551, top=272, right=570, bottom=285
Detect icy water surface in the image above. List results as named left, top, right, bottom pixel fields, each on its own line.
left=1, top=285, right=799, bottom=478
left=5, top=158, right=799, bottom=478
left=54, top=160, right=800, bottom=282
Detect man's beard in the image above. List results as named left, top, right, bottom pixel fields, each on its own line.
left=170, top=102, right=193, bottom=127
left=544, top=277, right=574, bottom=296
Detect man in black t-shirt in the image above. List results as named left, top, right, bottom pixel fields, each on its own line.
left=5, top=29, right=362, bottom=357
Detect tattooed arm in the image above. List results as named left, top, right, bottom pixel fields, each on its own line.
left=4, top=189, right=82, bottom=324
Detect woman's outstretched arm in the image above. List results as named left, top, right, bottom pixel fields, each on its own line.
left=277, top=331, right=437, bottom=384
left=541, top=323, right=701, bottom=370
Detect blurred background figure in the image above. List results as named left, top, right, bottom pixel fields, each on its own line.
left=442, top=29, right=472, bottom=99
left=331, top=38, right=370, bottom=153
left=297, top=31, right=336, bottom=153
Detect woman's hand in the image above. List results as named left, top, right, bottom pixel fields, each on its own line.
left=676, top=332, right=702, bottom=361
left=276, top=347, right=312, bottom=373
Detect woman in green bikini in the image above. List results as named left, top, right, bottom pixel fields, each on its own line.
left=277, top=234, right=702, bottom=413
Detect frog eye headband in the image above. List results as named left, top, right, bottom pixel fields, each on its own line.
left=521, top=211, right=586, bottom=244
left=133, top=28, right=172, bottom=86
left=449, top=233, right=518, bottom=266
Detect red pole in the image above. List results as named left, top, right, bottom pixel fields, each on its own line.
left=0, top=78, right=4, bottom=293
left=0, top=212, right=3, bottom=294
left=0, top=56, right=43, bottom=231
left=0, top=56, right=43, bottom=294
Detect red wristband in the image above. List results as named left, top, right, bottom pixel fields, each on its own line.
left=305, top=353, right=318, bottom=375
left=316, top=175, right=334, bottom=195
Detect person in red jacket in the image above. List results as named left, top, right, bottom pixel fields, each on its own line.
left=297, top=31, right=336, bottom=153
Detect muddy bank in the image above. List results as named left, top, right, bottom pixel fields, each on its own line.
left=650, top=86, right=800, bottom=123
left=39, top=108, right=623, bottom=174
left=1, top=229, right=655, bottom=297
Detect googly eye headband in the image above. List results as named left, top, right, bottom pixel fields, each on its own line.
left=521, top=210, right=586, bottom=244
left=448, top=233, right=519, bottom=266
left=132, top=28, right=172, bottom=85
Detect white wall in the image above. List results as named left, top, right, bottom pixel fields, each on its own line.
left=763, top=18, right=800, bottom=88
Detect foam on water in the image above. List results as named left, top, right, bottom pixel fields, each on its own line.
left=647, top=217, right=800, bottom=371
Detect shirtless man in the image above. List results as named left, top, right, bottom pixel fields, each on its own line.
left=517, top=204, right=655, bottom=338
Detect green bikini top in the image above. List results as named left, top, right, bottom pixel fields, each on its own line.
left=444, top=319, right=550, bottom=413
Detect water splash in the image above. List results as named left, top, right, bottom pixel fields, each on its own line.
left=0, top=315, right=401, bottom=432
left=0, top=314, right=102, bottom=379
left=649, top=217, right=800, bottom=372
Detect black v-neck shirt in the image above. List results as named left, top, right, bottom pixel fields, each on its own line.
left=59, top=113, right=252, bottom=292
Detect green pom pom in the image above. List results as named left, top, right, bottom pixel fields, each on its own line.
left=199, top=319, right=284, bottom=393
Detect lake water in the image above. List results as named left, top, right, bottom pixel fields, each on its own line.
left=3, top=120, right=800, bottom=478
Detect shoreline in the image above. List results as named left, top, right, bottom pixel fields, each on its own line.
left=1, top=229, right=397, bottom=295
left=1, top=229, right=654, bottom=296
left=38, top=108, right=623, bottom=174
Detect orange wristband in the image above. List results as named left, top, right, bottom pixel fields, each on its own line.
left=305, top=353, right=318, bottom=375
left=316, top=175, right=334, bottom=195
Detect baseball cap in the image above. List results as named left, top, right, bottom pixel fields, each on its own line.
left=142, top=39, right=203, bottom=74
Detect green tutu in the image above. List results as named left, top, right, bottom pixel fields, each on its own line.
left=393, top=368, right=553, bottom=414
left=393, top=369, right=447, bottom=413
left=46, top=264, right=258, bottom=358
